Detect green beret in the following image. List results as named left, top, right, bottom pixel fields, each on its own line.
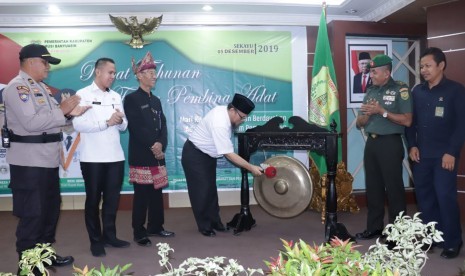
left=368, top=54, right=392, bottom=69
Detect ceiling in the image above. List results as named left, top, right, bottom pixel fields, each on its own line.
left=0, top=0, right=456, bottom=27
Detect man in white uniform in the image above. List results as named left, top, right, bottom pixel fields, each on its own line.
left=73, top=57, right=129, bottom=257
left=181, top=93, right=263, bottom=237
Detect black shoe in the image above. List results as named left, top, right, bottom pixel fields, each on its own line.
left=134, top=237, right=152, bottom=247
left=212, top=222, right=229, bottom=232
left=148, top=230, right=175, bottom=237
left=421, top=241, right=443, bottom=251
left=104, top=238, right=130, bottom=248
left=200, top=229, right=216, bottom=237
left=50, top=254, right=74, bottom=267
left=385, top=241, right=397, bottom=250
left=440, top=242, right=463, bottom=259
left=421, top=243, right=432, bottom=251
left=355, top=229, right=383, bottom=240
left=90, top=243, right=106, bottom=257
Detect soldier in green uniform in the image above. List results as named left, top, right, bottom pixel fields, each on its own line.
left=355, top=54, right=413, bottom=240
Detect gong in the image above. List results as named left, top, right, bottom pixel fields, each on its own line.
left=254, top=155, right=313, bottom=218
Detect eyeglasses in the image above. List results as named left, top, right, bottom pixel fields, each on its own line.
left=234, top=108, right=247, bottom=121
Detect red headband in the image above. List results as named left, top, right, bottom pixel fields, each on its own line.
left=131, top=51, right=156, bottom=74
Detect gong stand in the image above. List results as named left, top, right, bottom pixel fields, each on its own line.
left=227, top=116, right=354, bottom=242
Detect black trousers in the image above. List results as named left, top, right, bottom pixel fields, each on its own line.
left=9, top=165, right=61, bottom=253
left=181, top=140, right=221, bottom=232
left=80, top=161, right=124, bottom=244
left=132, top=183, right=164, bottom=239
left=413, top=157, right=462, bottom=248
left=364, top=134, right=406, bottom=231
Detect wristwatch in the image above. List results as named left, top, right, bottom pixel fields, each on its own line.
left=382, top=111, right=388, bottom=118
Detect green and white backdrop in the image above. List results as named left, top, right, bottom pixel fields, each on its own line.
left=0, top=26, right=308, bottom=195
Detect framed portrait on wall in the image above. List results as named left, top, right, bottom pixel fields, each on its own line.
left=346, top=39, right=392, bottom=108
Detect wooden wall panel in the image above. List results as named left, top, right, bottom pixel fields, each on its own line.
left=427, top=0, right=465, bottom=38
left=427, top=0, right=465, bottom=86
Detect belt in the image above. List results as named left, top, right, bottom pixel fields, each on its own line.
left=10, top=132, right=63, bottom=143
left=367, top=133, right=400, bottom=139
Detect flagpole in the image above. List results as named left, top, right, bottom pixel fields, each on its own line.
left=310, top=2, right=355, bottom=242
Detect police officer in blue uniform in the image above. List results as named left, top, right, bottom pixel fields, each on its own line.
left=3, top=44, right=90, bottom=273
left=406, top=47, right=465, bottom=259
left=355, top=54, right=412, bottom=240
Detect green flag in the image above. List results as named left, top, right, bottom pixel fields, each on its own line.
left=308, top=6, right=341, bottom=175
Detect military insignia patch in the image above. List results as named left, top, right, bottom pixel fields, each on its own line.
left=28, top=78, right=35, bottom=85
left=19, top=92, right=29, bottom=102
left=399, top=87, right=408, bottom=93
left=37, top=98, right=46, bottom=104
left=16, top=86, right=29, bottom=93
left=400, top=91, right=409, bottom=100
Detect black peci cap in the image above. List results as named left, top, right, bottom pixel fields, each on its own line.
left=358, top=52, right=371, bottom=60
left=231, top=94, right=255, bottom=115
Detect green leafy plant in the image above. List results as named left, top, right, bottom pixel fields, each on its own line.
left=265, top=237, right=380, bottom=276
left=363, top=212, right=444, bottom=276
left=72, top=263, right=133, bottom=276
left=265, top=212, right=443, bottom=276
left=18, top=243, right=55, bottom=276
left=155, top=242, right=264, bottom=276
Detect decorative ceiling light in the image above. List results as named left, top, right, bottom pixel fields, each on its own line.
left=109, top=14, right=163, bottom=49
left=202, top=5, right=213, bottom=11
left=48, top=5, right=61, bottom=14
left=345, top=9, right=358, bottom=14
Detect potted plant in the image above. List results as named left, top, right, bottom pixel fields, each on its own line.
left=0, top=242, right=132, bottom=276
left=155, top=242, right=264, bottom=276
left=72, top=263, right=133, bottom=276
left=265, top=212, right=443, bottom=276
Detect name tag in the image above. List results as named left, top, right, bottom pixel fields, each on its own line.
left=141, top=104, right=149, bottom=109
left=383, top=95, right=395, bottom=102
left=435, top=106, right=444, bottom=117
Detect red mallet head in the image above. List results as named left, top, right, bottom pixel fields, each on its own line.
left=264, top=166, right=277, bottom=178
